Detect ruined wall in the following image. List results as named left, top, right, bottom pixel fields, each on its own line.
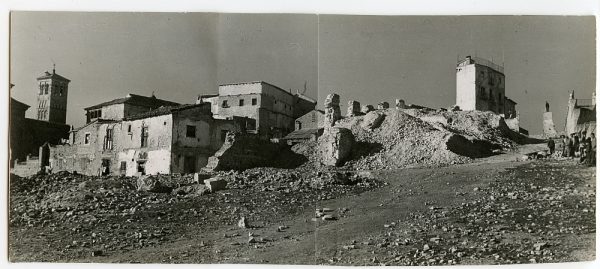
left=12, top=156, right=41, bottom=177
left=205, top=133, right=287, bottom=171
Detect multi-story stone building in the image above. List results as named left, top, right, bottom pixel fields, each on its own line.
left=456, top=56, right=516, bottom=118
left=200, top=81, right=316, bottom=138
left=48, top=103, right=254, bottom=176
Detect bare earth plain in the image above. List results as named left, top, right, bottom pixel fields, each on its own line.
left=8, top=145, right=596, bottom=266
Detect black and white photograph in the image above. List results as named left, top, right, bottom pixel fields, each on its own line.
left=3, top=1, right=598, bottom=268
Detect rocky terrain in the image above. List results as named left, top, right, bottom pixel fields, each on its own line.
left=8, top=108, right=594, bottom=265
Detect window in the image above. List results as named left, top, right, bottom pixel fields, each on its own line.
left=311, top=112, right=316, bottom=122
left=120, top=161, right=127, bottom=173
left=186, top=125, right=196, bottom=138
left=59, top=86, right=63, bottom=96
left=252, top=98, right=257, bottom=105
left=84, top=133, right=91, bottom=145
left=222, top=100, right=228, bottom=108
left=39, top=84, right=43, bottom=94
left=239, top=99, right=244, bottom=106
left=103, top=128, right=113, bottom=150
left=480, top=87, right=486, bottom=99
left=44, top=84, right=49, bottom=94
left=141, top=126, right=149, bottom=147
left=128, top=124, right=132, bottom=133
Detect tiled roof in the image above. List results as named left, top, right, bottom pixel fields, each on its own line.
left=124, top=103, right=209, bottom=121
left=11, top=98, right=30, bottom=110
left=84, top=94, right=180, bottom=110
left=282, top=128, right=322, bottom=140
left=72, top=118, right=120, bottom=132
left=37, top=71, right=71, bottom=82
left=219, top=81, right=295, bottom=97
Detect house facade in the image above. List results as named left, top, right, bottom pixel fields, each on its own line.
left=456, top=56, right=517, bottom=118
left=201, top=81, right=316, bottom=138
left=48, top=103, right=254, bottom=176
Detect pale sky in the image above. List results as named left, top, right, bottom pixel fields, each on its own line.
left=10, top=13, right=595, bottom=134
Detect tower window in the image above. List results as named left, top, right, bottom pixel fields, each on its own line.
left=252, top=98, right=257, bottom=105
left=44, top=84, right=49, bottom=94
left=221, top=100, right=228, bottom=108
left=239, top=99, right=244, bottom=106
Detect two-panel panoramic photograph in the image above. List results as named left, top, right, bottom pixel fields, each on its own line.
left=2, top=1, right=599, bottom=269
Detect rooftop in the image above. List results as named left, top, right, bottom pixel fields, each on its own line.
left=219, top=81, right=296, bottom=98
left=84, top=93, right=180, bottom=110
left=457, top=56, right=504, bottom=74
left=124, top=103, right=210, bottom=121
left=37, top=70, right=71, bottom=82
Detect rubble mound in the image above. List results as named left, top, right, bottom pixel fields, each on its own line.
left=331, top=109, right=521, bottom=170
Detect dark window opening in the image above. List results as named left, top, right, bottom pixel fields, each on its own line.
left=103, top=128, right=113, bottom=150
left=120, top=161, right=127, bottom=174
left=141, top=126, right=149, bottom=147
left=239, top=99, right=244, bottom=106
left=84, top=133, right=91, bottom=144
left=101, top=159, right=111, bottom=176
left=252, top=98, right=257, bottom=105
left=186, top=125, right=196, bottom=138
left=137, top=161, right=146, bottom=175
left=128, top=124, right=132, bottom=133
left=222, top=100, right=229, bottom=108
left=221, top=130, right=229, bottom=142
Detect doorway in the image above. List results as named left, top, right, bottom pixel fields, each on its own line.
left=183, top=156, right=196, bottom=174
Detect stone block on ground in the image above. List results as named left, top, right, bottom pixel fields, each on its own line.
left=136, top=175, right=171, bottom=193
left=204, top=177, right=228, bottom=192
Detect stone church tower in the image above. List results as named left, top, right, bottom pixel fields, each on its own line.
left=36, top=65, right=70, bottom=124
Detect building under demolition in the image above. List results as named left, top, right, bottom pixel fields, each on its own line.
left=199, top=81, right=316, bottom=138
left=47, top=102, right=254, bottom=176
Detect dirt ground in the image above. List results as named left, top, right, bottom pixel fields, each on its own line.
left=8, top=145, right=596, bottom=265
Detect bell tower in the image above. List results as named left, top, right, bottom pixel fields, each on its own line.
left=36, top=65, right=70, bottom=124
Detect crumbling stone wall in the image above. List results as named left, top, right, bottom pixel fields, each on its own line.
left=318, top=127, right=355, bottom=166
left=204, top=132, right=288, bottom=171
left=323, top=94, right=341, bottom=127
left=346, top=101, right=361, bottom=117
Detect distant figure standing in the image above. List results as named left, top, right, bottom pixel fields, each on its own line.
left=573, top=135, right=580, bottom=157
left=547, top=139, right=555, bottom=155
left=585, top=137, right=594, bottom=166
left=563, top=136, right=570, bottom=157
left=568, top=135, right=575, bottom=157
